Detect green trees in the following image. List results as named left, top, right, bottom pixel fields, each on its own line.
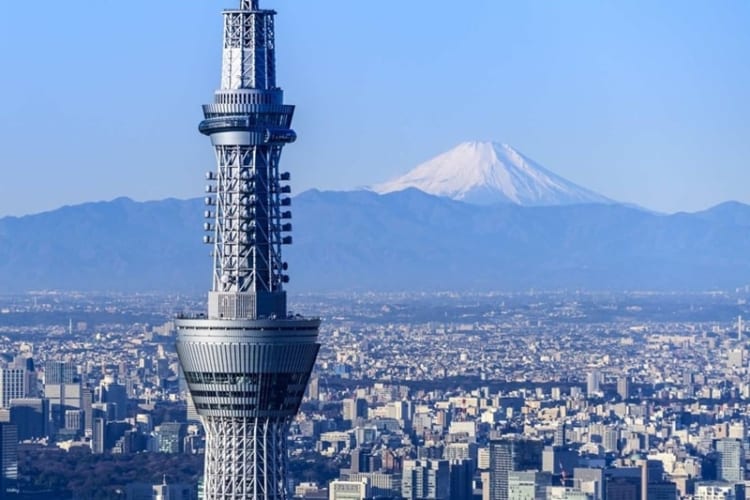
left=18, top=447, right=203, bottom=499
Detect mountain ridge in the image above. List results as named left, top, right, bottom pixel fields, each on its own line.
left=2, top=191, right=750, bottom=293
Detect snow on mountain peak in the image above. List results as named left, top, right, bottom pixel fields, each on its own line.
left=373, top=141, right=612, bottom=206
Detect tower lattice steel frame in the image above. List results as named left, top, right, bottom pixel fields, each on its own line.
left=176, top=1, right=320, bottom=498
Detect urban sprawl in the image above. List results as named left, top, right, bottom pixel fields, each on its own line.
left=0, top=290, right=749, bottom=499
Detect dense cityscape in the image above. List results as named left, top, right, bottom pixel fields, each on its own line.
left=0, top=289, right=749, bottom=498
left=1, top=0, right=748, bottom=498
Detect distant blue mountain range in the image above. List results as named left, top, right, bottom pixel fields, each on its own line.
left=2, top=189, right=750, bottom=292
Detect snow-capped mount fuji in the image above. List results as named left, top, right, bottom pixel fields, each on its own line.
left=373, top=141, right=613, bottom=206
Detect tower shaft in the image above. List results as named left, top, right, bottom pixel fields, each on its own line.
left=176, top=2, right=320, bottom=498
left=201, top=0, right=295, bottom=320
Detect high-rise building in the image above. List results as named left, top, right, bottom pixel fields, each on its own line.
left=64, top=409, right=84, bottom=434
left=586, top=371, right=602, bottom=397
left=617, top=376, right=631, bottom=400
left=554, top=424, right=567, bottom=447
left=44, top=361, right=77, bottom=385
left=507, top=471, right=552, bottom=500
left=444, top=442, right=478, bottom=463
left=347, top=472, right=401, bottom=499
left=449, top=459, right=476, bottom=500
left=175, top=1, right=321, bottom=498
left=715, top=438, right=744, bottom=483
left=92, top=417, right=105, bottom=454
left=478, top=447, right=491, bottom=470
left=640, top=459, right=665, bottom=500
left=489, top=437, right=543, bottom=500
left=9, top=398, right=48, bottom=440
left=574, top=468, right=604, bottom=500
left=602, top=429, right=620, bottom=453
left=82, top=386, right=94, bottom=437
left=350, top=447, right=375, bottom=474
left=343, top=398, right=369, bottom=423
left=44, top=360, right=81, bottom=432
left=605, top=467, right=642, bottom=500
left=0, top=423, right=18, bottom=495
left=99, top=377, right=128, bottom=421
left=0, top=367, right=27, bottom=409
left=646, top=482, right=677, bottom=500
left=402, top=459, right=450, bottom=500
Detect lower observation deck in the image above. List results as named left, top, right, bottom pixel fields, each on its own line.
left=175, top=317, right=320, bottom=420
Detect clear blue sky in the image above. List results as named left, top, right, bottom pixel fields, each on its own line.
left=0, top=0, right=748, bottom=216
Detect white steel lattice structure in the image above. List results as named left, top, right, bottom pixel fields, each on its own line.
left=176, top=1, right=320, bottom=498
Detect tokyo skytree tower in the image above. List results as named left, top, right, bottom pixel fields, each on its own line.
left=176, top=1, right=320, bottom=498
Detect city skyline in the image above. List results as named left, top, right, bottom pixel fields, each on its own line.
left=1, top=288, right=750, bottom=497
left=3, top=2, right=750, bottom=496
left=1, top=1, right=749, bottom=216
